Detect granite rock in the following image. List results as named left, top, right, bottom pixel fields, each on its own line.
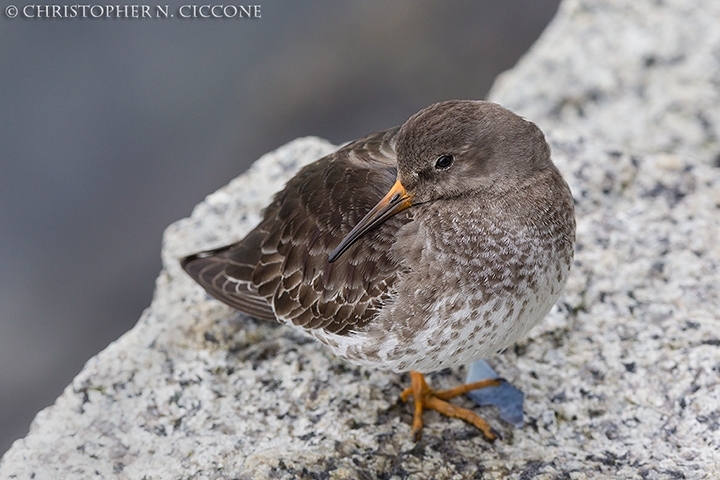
left=490, top=0, right=720, bottom=166
left=2, top=0, right=720, bottom=478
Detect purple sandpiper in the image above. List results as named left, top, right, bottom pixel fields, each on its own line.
left=182, top=100, right=576, bottom=440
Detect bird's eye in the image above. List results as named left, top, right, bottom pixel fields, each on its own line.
left=435, top=155, right=454, bottom=170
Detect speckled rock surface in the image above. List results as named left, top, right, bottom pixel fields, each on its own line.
left=2, top=0, right=720, bottom=478
left=490, top=0, right=720, bottom=166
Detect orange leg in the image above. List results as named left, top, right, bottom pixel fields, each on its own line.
left=400, top=371, right=501, bottom=441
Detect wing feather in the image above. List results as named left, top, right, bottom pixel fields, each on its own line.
left=181, top=127, right=408, bottom=335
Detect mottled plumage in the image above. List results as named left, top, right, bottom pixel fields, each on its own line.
left=182, top=100, right=576, bottom=440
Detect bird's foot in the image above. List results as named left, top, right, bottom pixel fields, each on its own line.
left=400, top=371, right=501, bottom=441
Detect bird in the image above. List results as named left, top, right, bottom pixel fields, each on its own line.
left=181, top=100, right=576, bottom=441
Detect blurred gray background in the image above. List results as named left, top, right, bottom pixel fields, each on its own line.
left=0, top=0, right=560, bottom=455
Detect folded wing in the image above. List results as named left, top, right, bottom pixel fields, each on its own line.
left=181, top=127, right=408, bottom=335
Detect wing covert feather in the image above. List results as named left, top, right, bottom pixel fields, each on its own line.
left=181, top=127, right=409, bottom=335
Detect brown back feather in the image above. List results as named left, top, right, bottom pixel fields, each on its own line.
left=181, top=127, right=409, bottom=335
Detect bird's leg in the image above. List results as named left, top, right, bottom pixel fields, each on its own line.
left=400, top=371, right=501, bottom=441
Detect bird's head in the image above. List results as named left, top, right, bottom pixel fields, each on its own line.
left=329, top=100, right=551, bottom=262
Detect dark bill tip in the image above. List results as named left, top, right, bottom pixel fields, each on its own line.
left=328, top=179, right=413, bottom=263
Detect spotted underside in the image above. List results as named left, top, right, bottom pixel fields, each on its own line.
left=181, top=127, right=411, bottom=335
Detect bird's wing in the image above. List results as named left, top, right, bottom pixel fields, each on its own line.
left=181, top=127, right=408, bottom=334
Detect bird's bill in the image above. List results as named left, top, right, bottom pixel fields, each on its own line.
left=328, top=179, right=413, bottom=263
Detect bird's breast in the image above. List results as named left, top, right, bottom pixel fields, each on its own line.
left=328, top=193, right=573, bottom=372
